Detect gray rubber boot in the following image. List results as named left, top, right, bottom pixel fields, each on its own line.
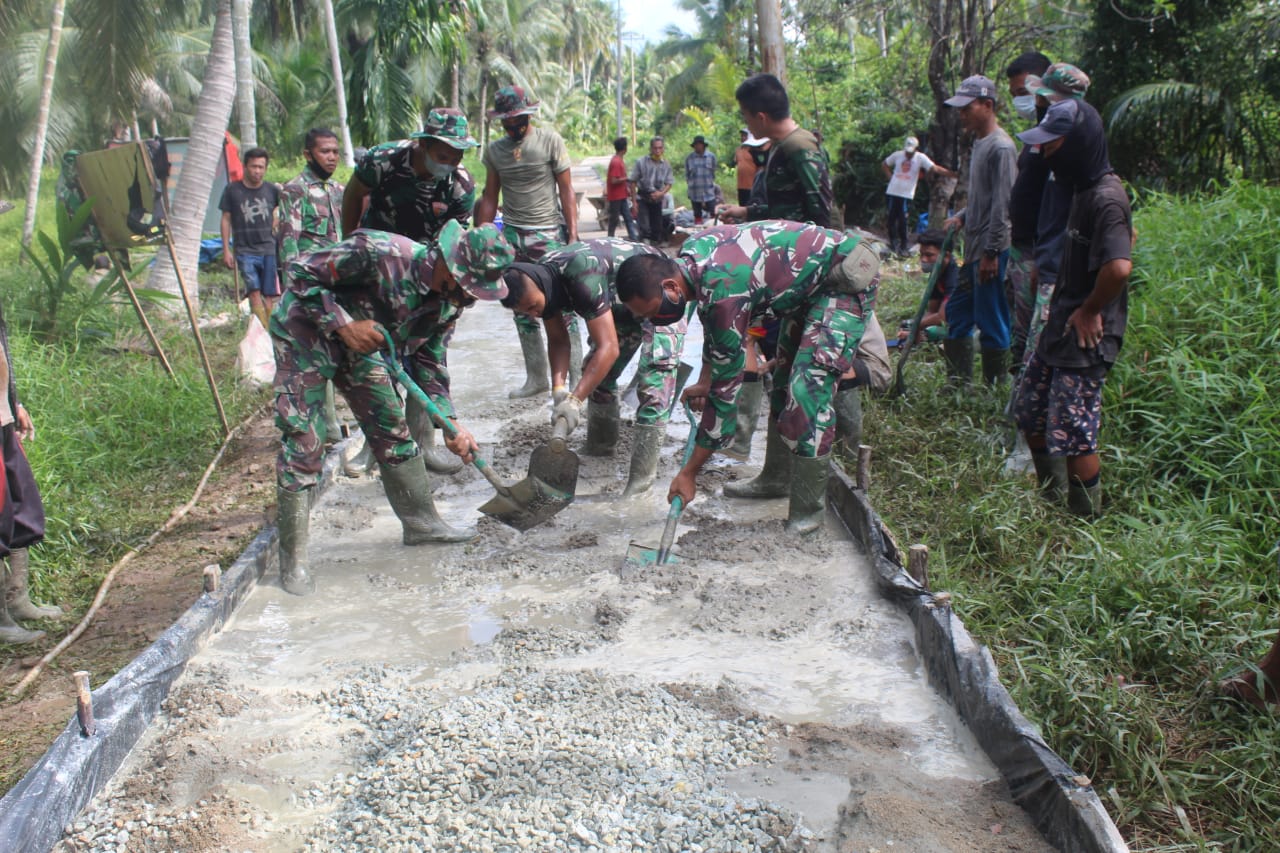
left=567, top=317, right=585, bottom=389
left=4, top=548, right=62, bottom=620
left=786, top=454, right=831, bottom=535
left=584, top=398, right=621, bottom=457
left=833, top=387, right=863, bottom=453
left=943, top=337, right=974, bottom=387
left=380, top=455, right=476, bottom=543
left=723, top=420, right=793, bottom=499
left=509, top=325, right=551, bottom=399
left=277, top=486, right=316, bottom=596
left=721, top=378, right=763, bottom=462
left=981, top=348, right=1011, bottom=386
left=0, top=589, right=45, bottom=644
left=405, top=393, right=464, bottom=475
left=342, top=438, right=375, bottom=478
left=323, top=381, right=342, bottom=445
left=1067, top=478, right=1102, bottom=518
left=1031, top=452, right=1068, bottom=503
left=622, top=423, right=664, bottom=497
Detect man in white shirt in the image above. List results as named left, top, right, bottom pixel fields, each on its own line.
left=881, top=136, right=954, bottom=257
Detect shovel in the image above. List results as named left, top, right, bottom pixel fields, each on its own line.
left=376, top=330, right=574, bottom=531
left=892, top=228, right=955, bottom=398
left=621, top=401, right=699, bottom=572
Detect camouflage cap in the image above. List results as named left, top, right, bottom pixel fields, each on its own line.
left=411, top=108, right=479, bottom=149
left=1030, top=63, right=1091, bottom=101
left=487, top=85, right=540, bottom=120
left=436, top=221, right=513, bottom=300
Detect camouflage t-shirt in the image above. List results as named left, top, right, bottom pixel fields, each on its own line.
left=355, top=140, right=475, bottom=242
left=278, top=166, right=344, bottom=275
left=745, top=127, right=833, bottom=227
left=538, top=238, right=663, bottom=321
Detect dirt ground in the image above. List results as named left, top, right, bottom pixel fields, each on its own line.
left=0, top=408, right=281, bottom=795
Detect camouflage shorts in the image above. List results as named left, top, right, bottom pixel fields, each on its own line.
left=1013, top=352, right=1108, bottom=457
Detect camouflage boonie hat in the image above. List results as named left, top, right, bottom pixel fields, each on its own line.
left=1030, top=63, right=1091, bottom=101
left=487, top=85, right=540, bottom=120
left=411, top=108, right=479, bottom=149
left=436, top=221, right=513, bottom=300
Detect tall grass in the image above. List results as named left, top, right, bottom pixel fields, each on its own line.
left=858, top=182, right=1280, bottom=851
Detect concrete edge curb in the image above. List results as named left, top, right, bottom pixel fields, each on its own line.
left=0, top=441, right=354, bottom=852
left=827, top=463, right=1131, bottom=853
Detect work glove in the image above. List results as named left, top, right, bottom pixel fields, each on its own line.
left=551, top=394, right=584, bottom=434
left=552, top=385, right=571, bottom=405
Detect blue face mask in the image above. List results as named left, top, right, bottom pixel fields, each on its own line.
left=920, top=261, right=936, bottom=273
left=651, top=290, right=687, bottom=326
left=1013, top=95, right=1038, bottom=122
left=425, top=157, right=456, bottom=179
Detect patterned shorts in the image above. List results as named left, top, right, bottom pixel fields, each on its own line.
left=1013, top=352, right=1108, bottom=456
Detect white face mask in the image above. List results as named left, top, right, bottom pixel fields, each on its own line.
left=1013, top=95, right=1038, bottom=122
left=425, top=157, right=456, bottom=179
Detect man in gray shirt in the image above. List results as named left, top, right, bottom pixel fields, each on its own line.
left=943, top=75, right=1018, bottom=387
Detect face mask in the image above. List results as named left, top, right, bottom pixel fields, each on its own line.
left=504, top=117, right=530, bottom=141
left=651, top=289, right=687, bottom=326
left=306, top=156, right=335, bottom=181
left=424, top=157, right=456, bottom=179
left=1013, top=95, right=1038, bottom=122
left=920, top=261, right=936, bottom=273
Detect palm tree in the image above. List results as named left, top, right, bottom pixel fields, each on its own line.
left=20, top=0, right=66, bottom=251
left=232, top=0, right=257, bottom=147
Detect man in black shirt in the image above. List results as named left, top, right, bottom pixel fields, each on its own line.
left=220, top=147, right=280, bottom=326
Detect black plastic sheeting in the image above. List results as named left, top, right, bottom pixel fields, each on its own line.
left=827, top=465, right=1130, bottom=853
left=0, top=445, right=349, bottom=853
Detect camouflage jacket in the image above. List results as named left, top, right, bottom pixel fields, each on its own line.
left=355, top=140, right=475, bottom=242
left=745, top=127, right=833, bottom=227
left=678, top=221, right=866, bottom=446
left=280, top=229, right=466, bottom=416
left=538, top=238, right=663, bottom=321
left=278, top=165, right=344, bottom=273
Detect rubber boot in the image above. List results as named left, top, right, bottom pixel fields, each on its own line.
left=1031, top=453, right=1067, bottom=503
left=622, top=423, right=664, bottom=497
left=567, top=318, right=585, bottom=390
left=943, top=337, right=974, bottom=388
left=833, top=387, right=863, bottom=453
left=0, top=592, right=45, bottom=644
left=322, top=381, right=343, bottom=446
left=1067, top=478, right=1102, bottom=519
left=276, top=486, right=316, bottom=596
left=981, top=348, right=1011, bottom=387
left=509, top=325, right=551, bottom=399
left=4, top=549, right=62, bottom=620
left=584, top=399, right=621, bottom=457
left=405, top=394, right=464, bottom=475
left=786, top=454, right=831, bottom=535
left=724, top=420, right=793, bottom=499
left=721, top=378, right=763, bottom=462
left=380, top=455, right=476, bottom=543
left=342, top=436, right=375, bottom=478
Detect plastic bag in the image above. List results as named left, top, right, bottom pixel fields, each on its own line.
left=235, top=314, right=275, bottom=387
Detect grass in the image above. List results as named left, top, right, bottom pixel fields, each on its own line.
left=853, top=181, right=1280, bottom=851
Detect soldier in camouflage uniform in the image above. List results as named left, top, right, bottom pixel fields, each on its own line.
left=340, top=108, right=480, bottom=476
left=498, top=239, right=693, bottom=496
left=272, top=222, right=513, bottom=595
left=618, top=221, right=880, bottom=534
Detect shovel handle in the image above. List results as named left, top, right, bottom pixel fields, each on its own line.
left=655, top=496, right=684, bottom=565
left=549, top=414, right=570, bottom=453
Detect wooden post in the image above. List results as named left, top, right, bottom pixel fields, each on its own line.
left=907, top=544, right=929, bottom=589
left=73, top=671, right=95, bottom=736
left=109, top=255, right=176, bottom=379
left=856, top=444, right=872, bottom=490
left=202, top=564, right=221, bottom=594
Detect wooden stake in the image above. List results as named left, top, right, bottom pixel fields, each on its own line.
left=202, top=564, right=220, bottom=594
left=908, top=544, right=929, bottom=589
left=73, top=671, right=95, bottom=736
left=856, top=444, right=872, bottom=490
left=109, top=254, right=176, bottom=379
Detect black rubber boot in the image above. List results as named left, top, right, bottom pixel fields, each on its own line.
left=1067, top=478, right=1103, bottom=519
left=1031, top=452, right=1068, bottom=503
left=622, top=423, right=664, bottom=497
left=584, top=399, right=621, bottom=457
left=724, top=420, right=792, bottom=499
left=277, top=486, right=316, bottom=596
left=981, top=348, right=1011, bottom=387
left=942, top=337, right=974, bottom=387
left=380, top=455, right=476, bottom=543
left=722, top=378, right=763, bottom=462
left=405, top=394, right=464, bottom=475
left=509, top=325, right=551, bottom=399
left=833, top=387, right=863, bottom=452
left=786, top=455, right=831, bottom=535
left=4, top=548, right=63, bottom=620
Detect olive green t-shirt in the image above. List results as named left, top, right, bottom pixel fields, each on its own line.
left=482, top=126, right=572, bottom=229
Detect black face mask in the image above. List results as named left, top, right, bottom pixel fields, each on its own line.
left=651, top=290, right=687, bottom=326
left=306, top=156, right=334, bottom=181
left=504, top=117, right=530, bottom=141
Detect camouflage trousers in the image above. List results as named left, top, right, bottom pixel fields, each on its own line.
left=591, top=306, right=692, bottom=425
left=1006, top=245, right=1036, bottom=365
left=770, top=293, right=868, bottom=458
left=503, top=225, right=580, bottom=341
left=272, top=322, right=416, bottom=492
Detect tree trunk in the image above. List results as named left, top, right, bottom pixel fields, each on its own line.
left=479, top=75, right=489, bottom=149
left=877, top=8, right=887, bottom=57
left=756, top=0, right=785, bottom=82
left=451, top=60, right=460, bottom=109
left=231, top=0, right=257, bottom=148
left=147, top=0, right=237, bottom=306
left=20, top=0, right=66, bottom=252
left=321, top=0, right=355, bottom=166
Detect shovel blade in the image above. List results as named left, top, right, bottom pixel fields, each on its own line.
left=526, top=442, right=579, bottom=496
left=619, top=540, right=681, bottom=577
left=478, top=475, right=574, bottom=532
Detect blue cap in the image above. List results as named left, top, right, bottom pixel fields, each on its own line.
left=1017, top=98, right=1079, bottom=146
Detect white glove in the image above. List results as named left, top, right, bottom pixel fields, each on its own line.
left=551, top=394, right=584, bottom=433
left=552, top=385, right=570, bottom=405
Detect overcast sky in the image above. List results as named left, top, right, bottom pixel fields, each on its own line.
left=618, top=0, right=699, bottom=45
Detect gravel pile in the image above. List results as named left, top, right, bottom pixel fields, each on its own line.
left=302, top=667, right=816, bottom=852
